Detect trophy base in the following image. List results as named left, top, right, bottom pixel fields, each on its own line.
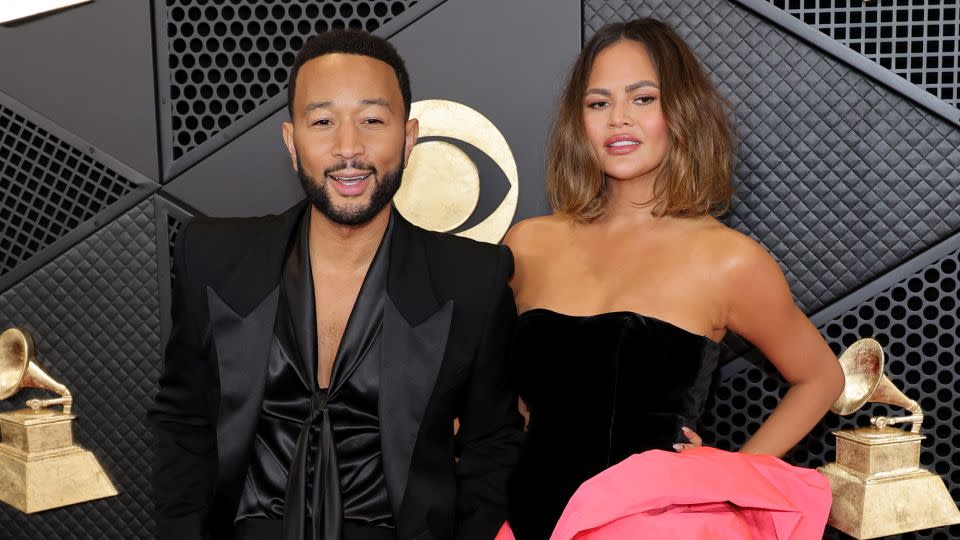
left=818, top=462, right=960, bottom=539
left=0, top=408, right=117, bottom=513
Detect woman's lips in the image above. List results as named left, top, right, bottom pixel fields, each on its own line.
left=604, top=134, right=641, bottom=155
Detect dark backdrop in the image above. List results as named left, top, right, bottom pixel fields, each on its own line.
left=0, top=1, right=957, bottom=538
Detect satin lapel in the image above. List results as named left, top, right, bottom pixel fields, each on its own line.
left=283, top=209, right=317, bottom=389
left=379, top=210, right=454, bottom=518
left=380, top=296, right=453, bottom=518
left=207, top=285, right=281, bottom=504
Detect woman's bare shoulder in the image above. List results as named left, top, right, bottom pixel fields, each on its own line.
left=503, top=213, right=572, bottom=253
left=693, top=218, right=783, bottom=282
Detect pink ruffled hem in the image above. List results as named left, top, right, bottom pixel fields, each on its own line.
left=497, top=447, right=831, bottom=540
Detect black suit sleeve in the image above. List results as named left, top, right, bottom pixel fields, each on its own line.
left=148, top=222, right=216, bottom=540
left=454, top=246, right=523, bottom=540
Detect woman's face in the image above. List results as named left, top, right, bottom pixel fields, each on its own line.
left=582, top=39, right=669, bottom=185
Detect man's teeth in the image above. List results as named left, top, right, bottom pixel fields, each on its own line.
left=609, top=140, right=639, bottom=147
left=332, top=173, right=371, bottom=184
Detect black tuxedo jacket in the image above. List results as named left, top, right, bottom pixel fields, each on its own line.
left=149, top=202, right=523, bottom=540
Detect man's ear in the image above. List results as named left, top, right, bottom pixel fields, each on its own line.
left=282, top=121, right=298, bottom=172
left=402, top=117, right=419, bottom=168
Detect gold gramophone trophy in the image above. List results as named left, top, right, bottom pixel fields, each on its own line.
left=0, top=327, right=117, bottom=512
left=818, top=338, right=960, bottom=538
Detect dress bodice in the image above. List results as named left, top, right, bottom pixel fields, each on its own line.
left=507, top=308, right=722, bottom=540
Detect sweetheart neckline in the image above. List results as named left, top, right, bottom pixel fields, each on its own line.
left=517, top=307, right=721, bottom=346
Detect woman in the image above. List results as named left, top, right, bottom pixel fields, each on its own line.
left=502, top=19, right=844, bottom=540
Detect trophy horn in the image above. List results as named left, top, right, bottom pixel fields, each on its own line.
left=0, top=328, right=72, bottom=414
left=832, top=337, right=922, bottom=432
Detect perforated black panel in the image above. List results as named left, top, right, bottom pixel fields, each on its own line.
left=0, top=199, right=160, bottom=540
left=166, top=213, right=186, bottom=281
left=154, top=196, right=194, bottom=350
left=0, top=95, right=143, bottom=280
left=163, top=0, right=420, bottom=161
left=768, top=0, right=959, bottom=110
left=583, top=0, right=960, bottom=314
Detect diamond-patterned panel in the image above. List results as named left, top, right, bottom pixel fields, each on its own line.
left=0, top=198, right=160, bottom=539
left=768, top=0, right=959, bottom=110
left=583, top=0, right=960, bottom=313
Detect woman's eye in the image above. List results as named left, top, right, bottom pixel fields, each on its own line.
left=635, top=96, right=656, bottom=105
left=588, top=101, right=608, bottom=110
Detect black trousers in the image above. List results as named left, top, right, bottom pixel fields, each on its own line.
left=233, top=519, right=398, bottom=540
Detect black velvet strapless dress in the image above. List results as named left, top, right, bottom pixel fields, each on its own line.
left=506, top=309, right=722, bottom=540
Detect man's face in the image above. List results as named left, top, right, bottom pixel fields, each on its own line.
left=282, top=53, right=418, bottom=226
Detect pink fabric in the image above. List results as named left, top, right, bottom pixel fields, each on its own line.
left=495, top=521, right=514, bottom=540
left=497, top=447, right=831, bottom=540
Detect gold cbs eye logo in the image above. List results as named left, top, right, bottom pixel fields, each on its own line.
left=393, top=100, right=519, bottom=244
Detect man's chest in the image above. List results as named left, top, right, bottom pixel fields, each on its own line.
left=313, top=276, right=364, bottom=387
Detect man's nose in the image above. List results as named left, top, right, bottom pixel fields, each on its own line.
left=333, top=124, right=363, bottom=160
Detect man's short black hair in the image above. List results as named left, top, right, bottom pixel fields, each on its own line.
left=287, top=30, right=412, bottom=119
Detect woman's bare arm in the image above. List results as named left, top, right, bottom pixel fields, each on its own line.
left=723, top=237, right=845, bottom=457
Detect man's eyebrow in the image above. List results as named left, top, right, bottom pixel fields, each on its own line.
left=302, top=99, right=392, bottom=113
left=303, top=101, right=333, bottom=113
left=361, top=98, right=391, bottom=109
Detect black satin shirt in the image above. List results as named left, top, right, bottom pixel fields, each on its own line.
left=235, top=209, right=395, bottom=537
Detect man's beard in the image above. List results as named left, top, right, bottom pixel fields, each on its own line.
left=296, top=154, right=403, bottom=226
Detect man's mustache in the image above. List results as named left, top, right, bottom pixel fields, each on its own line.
left=323, top=161, right=378, bottom=177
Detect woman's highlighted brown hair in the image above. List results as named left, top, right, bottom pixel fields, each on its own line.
left=548, top=19, right=735, bottom=221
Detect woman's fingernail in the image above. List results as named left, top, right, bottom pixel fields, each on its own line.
left=673, top=444, right=683, bottom=451
left=681, top=426, right=691, bottom=432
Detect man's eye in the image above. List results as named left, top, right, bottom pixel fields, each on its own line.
left=312, top=119, right=331, bottom=126
left=364, top=118, right=384, bottom=125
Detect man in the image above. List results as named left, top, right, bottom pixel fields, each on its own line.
left=150, top=30, right=522, bottom=540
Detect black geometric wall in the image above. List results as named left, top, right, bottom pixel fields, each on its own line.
left=767, top=0, right=959, bottom=110
left=163, top=0, right=418, bottom=158
left=0, top=199, right=161, bottom=539
left=0, top=91, right=155, bottom=294
left=584, top=0, right=960, bottom=314
left=156, top=0, right=437, bottom=180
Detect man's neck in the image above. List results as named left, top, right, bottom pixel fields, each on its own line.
left=308, top=204, right=391, bottom=274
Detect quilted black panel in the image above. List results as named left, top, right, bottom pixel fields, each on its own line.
left=161, top=0, right=420, bottom=161
left=700, top=241, right=960, bottom=540
left=767, top=0, right=959, bottom=110
left=0, top=199, right=160, bottom=540
left=583, top=0, right=960, bottom=314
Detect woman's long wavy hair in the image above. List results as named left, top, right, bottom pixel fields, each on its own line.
left=547, top=19, right=735, bottom=221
